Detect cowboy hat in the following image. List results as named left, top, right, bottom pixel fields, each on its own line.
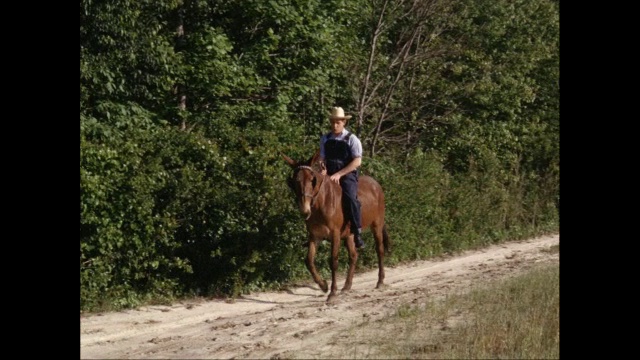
left=329, top=107, right=352, bottom=120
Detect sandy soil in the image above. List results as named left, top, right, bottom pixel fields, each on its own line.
left=80, top=233, right=559, bottom=359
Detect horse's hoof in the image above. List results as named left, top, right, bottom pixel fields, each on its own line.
left=376, top=282, right=389, bottom=290
left=326, top=293, right=338, bottom=304
left=320, top=280, right=329, bottom=293
left=341, top=287, right=352, bottom=293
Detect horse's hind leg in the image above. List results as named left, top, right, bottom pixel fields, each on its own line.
left=372, top=224, right=387, bottom=289
left=341, top=234, right=358, bottom=292
left=305, top=237, right=328, bottom=293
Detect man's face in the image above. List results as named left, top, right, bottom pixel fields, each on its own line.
left=330, top=118, right=346, bottom=134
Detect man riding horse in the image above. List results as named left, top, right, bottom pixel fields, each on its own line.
left=318, top=106, right=365, bottom=248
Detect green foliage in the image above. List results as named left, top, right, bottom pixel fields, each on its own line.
left=80, top=0, right=183, bottom=117
left=81, top=109, right=192, bottom=310
left=80, top=105, right=311, bottom=309
left=357, top=149, right=558, bottom=268
left=435, top=0, right=559, bottom=175
left=365, top=150, right=452, bottom=263
left=80, top=0, right=559, bottom=311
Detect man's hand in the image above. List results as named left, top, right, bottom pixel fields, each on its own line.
left=329, top=173, right=342, bottom=183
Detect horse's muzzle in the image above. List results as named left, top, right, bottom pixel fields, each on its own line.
left=299, top=200, right=312, bottom=220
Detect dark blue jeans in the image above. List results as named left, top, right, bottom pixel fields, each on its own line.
left=339, top=171, right=362, bottom=234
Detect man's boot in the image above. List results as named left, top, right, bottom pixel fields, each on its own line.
left=354, top=228, right=364, bottom=249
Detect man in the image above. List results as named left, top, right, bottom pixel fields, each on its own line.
left=319, top=106, right=365, bottom=248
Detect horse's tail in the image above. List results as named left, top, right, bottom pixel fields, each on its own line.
left=383, top=224, right=391, bottom=254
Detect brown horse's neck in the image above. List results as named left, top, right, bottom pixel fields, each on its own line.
left=311, top=174, right=341, bottom=217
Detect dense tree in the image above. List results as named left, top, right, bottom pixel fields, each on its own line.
left=80, top=0, right=559, bottom=311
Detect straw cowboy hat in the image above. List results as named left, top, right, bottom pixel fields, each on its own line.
left=329, top=107, right=352, bottom=120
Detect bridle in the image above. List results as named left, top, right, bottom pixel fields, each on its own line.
left=294, top=165, right=325, bottom=203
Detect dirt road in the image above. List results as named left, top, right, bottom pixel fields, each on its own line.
left=80, top=233, right=559, bottom=359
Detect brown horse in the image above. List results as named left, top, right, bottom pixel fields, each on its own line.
left=283, top=150, right=390, bottom=303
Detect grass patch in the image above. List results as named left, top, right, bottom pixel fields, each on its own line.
left=342, top=263, right=559, bottom=359
left=439, top=264, right=559, bottom=359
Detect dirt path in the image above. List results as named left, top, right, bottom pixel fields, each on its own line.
left=80, top=233, right=559, bottom=359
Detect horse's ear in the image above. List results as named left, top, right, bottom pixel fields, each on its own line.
left=308, top=149, right=321, bottom=166
left=282, top=153, right=298, bottom=168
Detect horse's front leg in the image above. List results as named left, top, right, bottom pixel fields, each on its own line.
left=342, top=234, right=358, bottom=292
left=326, top=230, right=341, bottom=304
left=305, top=235, right=328, bottom=293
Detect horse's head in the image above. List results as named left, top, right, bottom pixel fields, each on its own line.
left=283, top=150, right=322, bottom=219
